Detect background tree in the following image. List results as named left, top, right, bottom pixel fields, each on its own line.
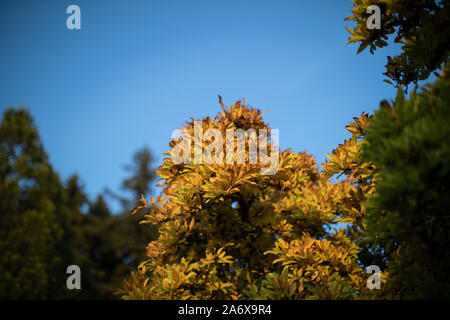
left=0, top=108, right=81, bottom=299
left=117, top=146, right=159, bottom=268
left=106, top=146, right=159, bottom=289
left=107, top=147, right=156, bottom=211
left=69, top=146, right=158, bottom=299
left=0, top=107, right=158, bottom=299
left=74, top=146, right=159, bottom=299
left=65, top=176, right=116, bottom=299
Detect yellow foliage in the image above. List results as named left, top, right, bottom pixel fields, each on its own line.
left=118, top=99, right=384, bottom=300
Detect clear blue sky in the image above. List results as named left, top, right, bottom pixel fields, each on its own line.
left=0, top=0, right=404, bottom=211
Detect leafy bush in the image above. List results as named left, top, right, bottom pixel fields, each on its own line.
left=117, top=99, right=385, bottom=300
left=362, top=67, right=450, bottom=299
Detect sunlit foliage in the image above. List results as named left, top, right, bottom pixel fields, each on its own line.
left=345, top=0, right=449, bottom=88
left=117, top=99, right=384, bottom=300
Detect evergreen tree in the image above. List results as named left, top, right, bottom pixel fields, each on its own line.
left=64, top=175, right=110, bottom=299
left=0, top=108, right=80, bottom=299
left=111, top=147, right=159, bottom=293
left=122, top=147, right=156, bottom=207
left=107, top=146, right=157, bottom=211
left=75, top=147, right=158, bottom=299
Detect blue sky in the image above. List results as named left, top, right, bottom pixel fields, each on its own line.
left=0, top=0, right=404, bottom=211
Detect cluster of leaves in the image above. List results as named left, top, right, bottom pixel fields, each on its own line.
left=117, top=99, right=386, bottom=300
left=345, top=0, right=450, bottom=88
left=362, top=66, right=450, bottom=299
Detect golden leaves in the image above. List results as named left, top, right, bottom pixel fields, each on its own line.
left=188, top=217, right=195, bottom=231
left=345, top=112, right=372, bottom=138
left=120, top=100, right=376, bottom=300
left=261, top=233, right=364, bottom=299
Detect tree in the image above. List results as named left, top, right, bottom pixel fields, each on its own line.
left=64, top=175, right=108, bottom=299
left=345, top=0, right=450, bottom=299
left=111, top=147, right=159, bottom=290
left=66, top=179, right=151, bottom=299
left=0, top=107, right=143, bottom=299
left=117, top=98, right=382, bottom=300
left=70, top=147, right=159, bottom=299
left=107, top=147, right=156, bottom=211
left=118, top=0, right=450, bottom=299
left=122, top=147, right=156, bottom=206
left=361, top=67, right=450, bottom=298
left=0, top=108, right=80, bottom=299
left=82, top=194, right=124, bottom=299
left=345, top=0, right=450, bottom=89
